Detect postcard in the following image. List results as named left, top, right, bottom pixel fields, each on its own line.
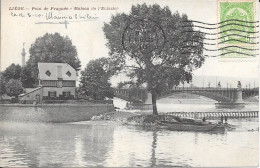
left=0, top=0, right=259, bottom=167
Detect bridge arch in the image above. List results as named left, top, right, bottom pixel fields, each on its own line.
left=156, top=90, right=234, bottom=102
left=114, top=87, right=258, bottom=104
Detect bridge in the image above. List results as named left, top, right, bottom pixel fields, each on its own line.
left=114, top=82, right=259, bottom=108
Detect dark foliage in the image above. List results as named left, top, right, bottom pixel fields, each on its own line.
left=0, top=73, right=6, bottom=98
left=79, top=57, right=114, bottom=100
left=103, top=4, right=205, bottom=114
left=2, top=64, right=22, bottom=83
left=5, top=79, right=23, bottom=98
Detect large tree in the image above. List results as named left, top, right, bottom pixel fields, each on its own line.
left=103, top=4, right=205, bottom=114
left=2, top=64, right=22, bottom=83
left=21, top=65, right=36, bottom=88
left=5, top=79, right=23, bottom=98
left=1, top=64, right=22, bottom=98
left=79, top=57, right=114, bottom=100
left=22, top=33, right=81, bottom=87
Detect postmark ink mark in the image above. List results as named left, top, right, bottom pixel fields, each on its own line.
left=122, top=18, right=165, bottom=57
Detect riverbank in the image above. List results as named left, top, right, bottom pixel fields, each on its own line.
left=93, top=111, right=137, bottom=122
left=0, top=104, right=114, bottom=122
left=95, top=111, right=200, bottom=126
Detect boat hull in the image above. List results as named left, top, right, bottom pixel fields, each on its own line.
left=158, top=121, right=223, bottom=131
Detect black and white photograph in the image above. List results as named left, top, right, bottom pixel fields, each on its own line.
left=0, top=0, right=259, bottom=167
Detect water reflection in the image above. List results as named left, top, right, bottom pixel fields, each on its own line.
left=150, top=131, right=157, bottom=167
left=0, top=122, right=114, bottom=167
left=0, top=118, right=258, bottom=167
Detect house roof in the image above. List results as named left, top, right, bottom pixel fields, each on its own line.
left=38, top=62, right=77, bottom=81
left=19, top=86, right=43, bottom=97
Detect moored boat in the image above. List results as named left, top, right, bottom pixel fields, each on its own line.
left=156, top=120, right=225, bottom=132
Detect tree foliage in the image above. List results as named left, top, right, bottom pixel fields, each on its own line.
left=0, top=80, right=5, bottom=98
left=5, top=79, right=23, bottom=98
left=103, top=4, right=205, bottom=114
left=79, top=57, right=114, bottom=100
left=1, top=64, right=22, bottom=98
left=21, top=65, right=35, bottom=88
left=2, top=64, right=22, bottom=83
left=22, top=33, right=81, bottom=87
left=0, top=73, right=6, bottom=98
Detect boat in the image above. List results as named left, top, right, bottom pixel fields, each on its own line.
left=222, top=123, right=236, bottom=130
left=156, top=120, right=225, bottom=132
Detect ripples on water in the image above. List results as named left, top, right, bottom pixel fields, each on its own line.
left=1, top=98, right=259, bottom=167
left=0, top=117, right=258, bottom=167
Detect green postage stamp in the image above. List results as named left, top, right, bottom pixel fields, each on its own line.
left=218, top=0, right=257, bottom=58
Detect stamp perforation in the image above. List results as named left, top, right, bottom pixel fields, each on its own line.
left=216, top=0, right=258, bottom=60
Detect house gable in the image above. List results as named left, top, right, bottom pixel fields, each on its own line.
left=38, top=62, right=77, bottom=81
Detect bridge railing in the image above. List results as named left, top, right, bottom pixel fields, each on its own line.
left=171, top=87, right=237, bottom=91
left=114, top=87, right=253, bottom=93
left=115, top=87, right=259, bottom=92
left=242, top=88, right=259, bottom=91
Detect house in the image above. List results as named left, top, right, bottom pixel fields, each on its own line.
left=19, top=62, right=77, bottom=101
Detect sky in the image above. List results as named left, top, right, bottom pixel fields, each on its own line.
left=1, top=0, right=259, bottom=86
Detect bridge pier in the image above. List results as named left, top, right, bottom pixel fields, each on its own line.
left=215, top=82, right=245, bottom=108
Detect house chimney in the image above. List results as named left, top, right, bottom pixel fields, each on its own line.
left=57, top=65, right=62, bottom=79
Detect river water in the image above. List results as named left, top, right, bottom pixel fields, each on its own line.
left=0, top=98, right=259, bottom=167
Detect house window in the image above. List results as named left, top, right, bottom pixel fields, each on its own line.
left=66, top=71, right=71, bottom=77
left=63, top=91, right=71, bottom=97
left=48, top=91, right=56, bottom=98
left=45, top=70, right=51, bottom=76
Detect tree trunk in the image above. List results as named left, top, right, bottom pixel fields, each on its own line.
left=151, top=89, right=158, bottom=115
